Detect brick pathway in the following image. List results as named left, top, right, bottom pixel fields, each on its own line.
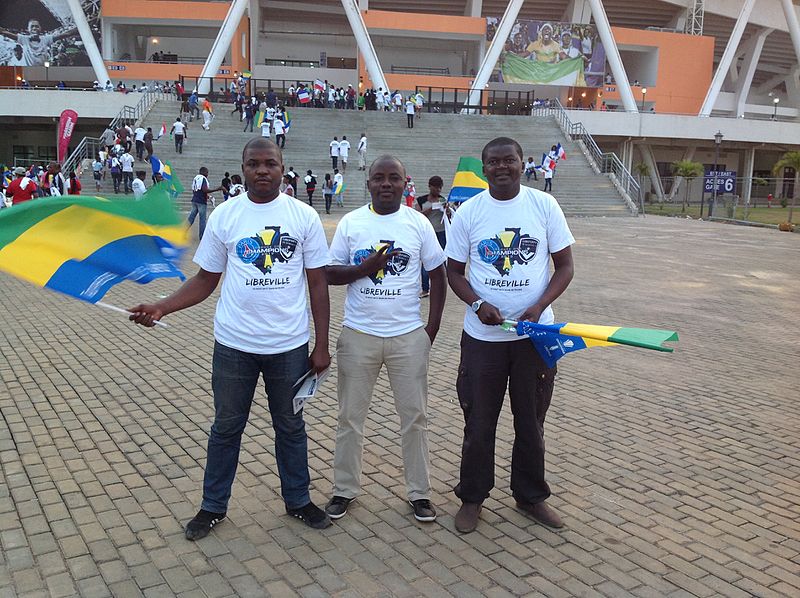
left=0, top=216, right=798, bottom=597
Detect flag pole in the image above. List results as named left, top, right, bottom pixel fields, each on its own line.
left=96, top=301, right=169, bottom=328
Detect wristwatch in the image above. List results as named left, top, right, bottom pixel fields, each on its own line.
left=471, top=299, right=484, bottom=313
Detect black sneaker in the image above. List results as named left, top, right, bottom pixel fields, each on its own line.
left=325, top=496, right=355, bottom=520
left=286, top=502, right=332, bottom=529
left=409, top=499, right=437, bottom=522
left=185, top=509, right=226, bottom=541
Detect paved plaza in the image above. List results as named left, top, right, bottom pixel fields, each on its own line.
left=0, top=215, right=798, bottom=598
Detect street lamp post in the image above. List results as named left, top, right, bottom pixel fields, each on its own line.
left=709, top=130, right=723, bottom=218
left=44, top=60, right=50, bottom=83
left=772, top=97, right=780, bottom=120
left=641, top=87, right=647, bottom=111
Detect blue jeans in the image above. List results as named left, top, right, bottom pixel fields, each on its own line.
left=202, top=341, right=312, bottom=513
left=421, top=230, right=446, bottom=292
left=187, top=202, right=207, bottom=239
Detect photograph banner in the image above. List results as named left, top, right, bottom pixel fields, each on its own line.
left=0, top=0, right=101, bottom=67
left=487, top=18, right=606, bottom=87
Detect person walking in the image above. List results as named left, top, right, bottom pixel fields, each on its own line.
left=323, top=173, right=334, bottom=214
left=109, top=151, right=122, bottom=193
left=329, top=136, right=340, bottom=170
left=202, top=97, right=214, bottom=131
left=543, top=165, right=553, bottom=192
left=134, top=125, right=147, bottom=161
left=405, top=98, right=416, bottom=128
left=415, top=175, right=448, bottom=297
left=170, top=118, right=187, bottom=154
left=128, top=137, right=333, bottom=540
left=274, top=116, right=286, bottom=149
left=143, top=127, right=155, bottom=161
left=333, top=169, right=344, bottom=207
left=445, top=137, right=575, bottom=534
left=357, top=133, right=367, bottom=170
left=324, top=154, right=447, bottom=523
left=339, top=136, right=350, bottom=172
left=120, top=149, right=135, bottom=193
left=188, top=90, right=200, bottom=121
left=132, top=170, right=147, bottom=199
left=187, top=167, right=221, bottom=240
left=243, top=101, right=255, bottom=133
left=304, top=170, right=317, bottom=207
left=92, top=155, right=104, bottom=191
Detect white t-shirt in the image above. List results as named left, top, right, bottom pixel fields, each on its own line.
left=405, top=101, right=415, bottom=115
left=358, top=136, right=367, bottom=152
left=273, top=119, right=285, bottom=135
left=172, top=121, right=186, bottom=135
left=339, top=140, right=350, bottom=157
left=132, top=178, right=146, bottom=199
left=260, top=120, right=271, bottom=137
left=445, top=187, right=574, bottom=342
left=120, top=154, right=134, bottom=172
left=193, top=193, right=330, bottom=354
left=333, top=172, right=343, bottom=190
left=330, top=205, right=446, bottom=337
left=134, top=127, right=146, bottom=142
left=18, top=33, right=53, bottom=66
left=330, top=140, right=340, bottom=156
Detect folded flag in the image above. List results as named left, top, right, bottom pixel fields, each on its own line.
left=0, top=186, right=188, bottom=304
left=255, top=109, right=266, bottom=128
left=150, top=157, right=183, bottom=196
left=502, top=320, right=678, bottom=368
left=240, top=70, right=252, bottom=79
left=334, top=181, right=346, bottom=195
left=281, top=109, right=291, bottom=131
left=447, top=156, right=488, bottom=203
left=556, top=142, right=567, bottom=160
left=157, top=122, right=167, bottom=140
left=313, top=79, right=325, bottom=92
left=297, top=89, right=311, bottom=104
left=540, top=152, right=557, bottom=172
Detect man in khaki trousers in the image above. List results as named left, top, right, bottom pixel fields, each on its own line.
left=325, top=154, right=447, bottom=522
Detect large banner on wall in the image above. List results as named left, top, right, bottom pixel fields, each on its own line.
left=0, top=0, right=101, bottom=67
left=487, top=18, right=606, bottom=87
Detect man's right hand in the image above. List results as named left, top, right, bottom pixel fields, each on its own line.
left=128, top=304, right=165, bottom=327
left=359, top=246, right=399, bottom=276
left=476, top=302, right=504, bottom=326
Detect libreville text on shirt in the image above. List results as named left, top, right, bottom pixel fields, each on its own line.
left=329, top=205, right=446, bottom=337
left=193, top=193, right=330, bottom=354
left=445, top=186, right=575, bottom=342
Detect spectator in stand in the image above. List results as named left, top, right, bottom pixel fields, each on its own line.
left=66, top=171, right=81, bottom=195
left=304, top=170, right=317, bottom=207
left=92, top=155, right=104, bottom=191
left=323, top=173, right=334, bottom=214
left=339, top=136, right=351, bottom=172
left=120, top=149, right=135, bottom=193
left=132, top=171, right=147, bottom=199
left=330, top=136, right=340, bottom=170
left=170, top=118, right=187, bottom=154
left=5, top=167, right=37, bottom=205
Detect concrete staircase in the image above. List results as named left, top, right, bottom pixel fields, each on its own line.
left=87, top=99, right=634, bottom=217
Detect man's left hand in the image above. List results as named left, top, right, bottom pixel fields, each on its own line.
left=424, top=324, right=438, bottom=344
left=309, top=345, right=331, bottom=373
left=518, top=303, right=545, bottom=323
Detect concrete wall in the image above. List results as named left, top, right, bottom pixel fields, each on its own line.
left=0, top=90, right=135, bottom=119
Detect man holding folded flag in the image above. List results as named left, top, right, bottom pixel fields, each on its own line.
left=445, top=136, right=575, bottom=534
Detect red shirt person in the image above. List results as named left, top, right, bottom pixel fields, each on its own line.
left=5, top=167, right=38, bottom=205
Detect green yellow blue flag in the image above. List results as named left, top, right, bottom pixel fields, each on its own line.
left=0, top=187, right=188, bottom=304
left=448, top=156, right=488, bottom=203
left=503, top=320, right=678, bottom=367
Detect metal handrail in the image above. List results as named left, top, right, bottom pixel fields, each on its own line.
left=62, top=91, right=169, bottom=176
left=535, top=99, right=641, bottom=214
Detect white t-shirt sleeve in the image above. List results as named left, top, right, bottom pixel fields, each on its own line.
left=192, top=213, right=227, bottom=273
left=303, top=213, right=331, bottom=269
left=420, top=219, right=446, bottom=271
left=329, top=219, right=350, bottom=266
left=545, top=195, right=575, bottom=253
left=444, top=207, right=470, bottom=263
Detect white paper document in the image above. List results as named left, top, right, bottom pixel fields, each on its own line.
left=292, top=368, right=331, bottom=414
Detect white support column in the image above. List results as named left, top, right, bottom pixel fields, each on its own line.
left=65, top=0, right=110, bottom=85
left=465, top=0, right=482, bottom=17
left=466, top=0, right=524, bottom=111
left=698, top=0, right=756, bottom=116
left=742, top=146, right=755, bottom=207
left=198, top=0, right=249, bottom=94
left=586, top=0, right=638, bottom=113
left=639, top=144, right=664, bottom=202
left=341, top=0, right=388, bottom=94
left=786, top=69, right=800, bottom=107
left=780, top=0, right=800, bottom=65
left=734, top=29, right=772, bottom=117
left=667, top=146, right=696, bottom=201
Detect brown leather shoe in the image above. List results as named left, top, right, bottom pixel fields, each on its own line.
left=516, top=500, right=564, bottom=528
left=455, top=502, right=482, bottom=533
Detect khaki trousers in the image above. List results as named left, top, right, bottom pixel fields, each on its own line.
left=333, top=326, right=432, bottom=501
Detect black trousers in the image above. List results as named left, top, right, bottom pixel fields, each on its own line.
left=407, top=114, right=414, bottom=128
left=454, top=331, right=556, bottom=505
left=544, top=178, right=552, bottom=192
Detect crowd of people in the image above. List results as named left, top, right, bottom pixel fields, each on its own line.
left=0, top=161, right=87, bottom=206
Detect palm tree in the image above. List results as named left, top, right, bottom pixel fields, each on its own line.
left=633, top=162, right=650, bottom=203
left=672, top=160, right=704, bottom=213
left=772, top=151, right=800, bottom=223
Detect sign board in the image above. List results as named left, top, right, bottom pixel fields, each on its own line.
left=704, top=170, right=736, bottom=194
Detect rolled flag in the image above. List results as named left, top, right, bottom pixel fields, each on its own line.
left=0, top=186, right=188, bottom=304
left=297, top=89, right=311, bottom=104
left=255, top=110, right=265, bottom=128
left=447, top=156, right=488, bottom=203
left=502, top=320, right=678, bottom=368
left=157, top=122, right=167, bottom=140
left=556, top=142, right=567, bottom=160
left=281, top=109, right=291, bottom=131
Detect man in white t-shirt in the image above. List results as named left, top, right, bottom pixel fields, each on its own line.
left=170, top=118, right=187, bottom=154
left=131, top=170, right=147, bottom=199
left=134, top=125, right=147, bottom=161
left=120, top=150, right=135, bottom=194
left=405, top=99, right=416, bottom=129
left=357, top=133, right=367, bottom=170
left=338, top=136, right=350, bottom=172
left=332, top=169, right=344, bottom=207
left=324, top=155, right=447, bottom=523
left=129, top=138, right=333, bottom=539
left=445, top=137, right=575, bottom=534
left=329, top=136, right=340, bottom=170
